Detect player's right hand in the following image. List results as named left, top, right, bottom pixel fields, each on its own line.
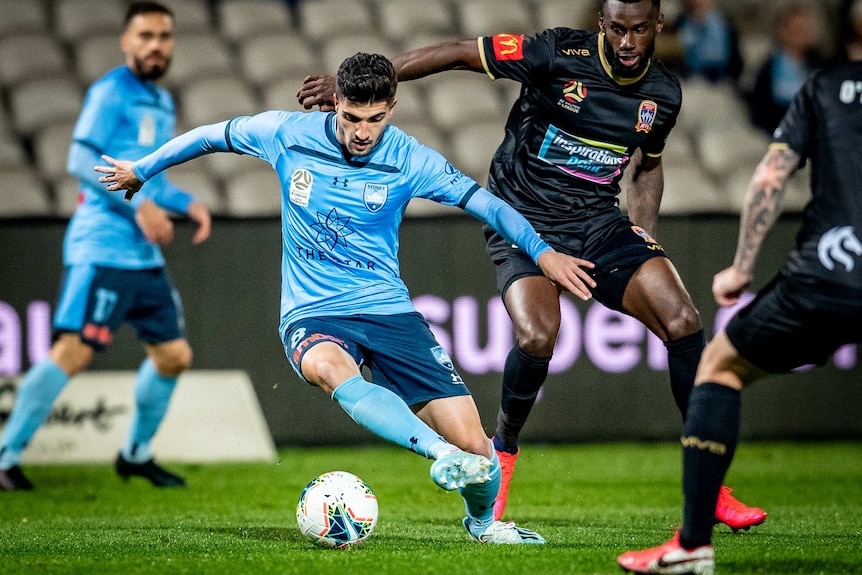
left=537, top=251, right=596, bottom=301
left=136, top=199, right=174, bottom=246
left=296, top=74, right=337, bottom=111
left=712, top=266, right=752, bottom=307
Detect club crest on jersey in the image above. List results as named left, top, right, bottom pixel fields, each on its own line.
left=290, top=169, right=313, bottom=206
left=492, top=33, right=524, bottom=60
left=431, top=346, right=454, bottom=370
left=635, top=100, right=657, bottom=133
left=364, top=183, right=388, bottom=212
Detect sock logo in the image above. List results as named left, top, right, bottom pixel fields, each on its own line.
left=680, top=435, right=727, bottom=455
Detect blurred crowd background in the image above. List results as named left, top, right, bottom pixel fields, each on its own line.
left=0, top=0, right=856, bottom=219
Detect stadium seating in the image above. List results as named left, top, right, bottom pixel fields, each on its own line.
left=0, top=0, right=51, bottom=37
left=0, top=167, right=54, bottom=217
left=0, top=0, right=842, bottom=218
left=216, top=0, right=293, bottom=43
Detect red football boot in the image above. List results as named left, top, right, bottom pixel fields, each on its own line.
left=715, top=485, right=767, bottom=531
left=617, top=531, right=715, bottom=575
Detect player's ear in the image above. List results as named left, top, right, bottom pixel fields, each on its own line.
left=389, top=97, right=397, bottom=115
left=656, top=13, right=664, bottom=34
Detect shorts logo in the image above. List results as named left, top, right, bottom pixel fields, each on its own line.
left=632, top=225, right=665, bottom=251
left=635, top=100, right=657, bottom=133
left=363, top=183, right=388, bottom=213
left=492, top=34, right=524, bottom=60
left=291, top=331, right=348, bottom=364
left=82, top=323, right=113, bottom=345
left=290, top=169, right=313, bottom=206
left=817, top=226, right=862, bottom=271
left=430, top=346, right=454, bottom=370
left=563, top=80, right=588, bottom=104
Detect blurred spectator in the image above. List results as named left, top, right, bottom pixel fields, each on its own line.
left=747, top=2, right=823, bottom=135
left=837, top=0, right=862, bottom=62
left=671, top=0, right=743, bottom=84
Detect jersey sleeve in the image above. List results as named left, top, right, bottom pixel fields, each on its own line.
left=222, top=110, right=287, bottom=163
left=405, top=142, right=482, bottom=207
left=479, top=30, right=553, bottom=84
left=771, top=71, right=817, bottom=163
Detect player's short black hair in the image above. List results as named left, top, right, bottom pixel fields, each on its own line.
left=336, top=53, right=398, bottom=105
left=600, top=0, right=661, bottom=9
left=124, top=1, right=174, bottom=27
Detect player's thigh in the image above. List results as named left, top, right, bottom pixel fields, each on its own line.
left=622, top=256, right=701, bottom=340
left=415, top=395, right=491, bottom=458
left=283, top=317, right=365, bottom=393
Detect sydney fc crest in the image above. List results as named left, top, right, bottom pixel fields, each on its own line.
left=431, top=346, right=454, bottom=370
left=364, top=183, right=388, bottom=212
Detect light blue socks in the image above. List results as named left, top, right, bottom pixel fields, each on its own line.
left=0, top=358, right=69, bottom=469
left=461, top=442, right=501, bottom=526
left=331, top=375, right=453, bottom=459
left=121, top=358, right=177, bottom=464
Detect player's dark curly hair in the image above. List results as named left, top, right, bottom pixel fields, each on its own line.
left=336, top=53, right=398, bottom=105
left=124, top=1, right=174, bottom=26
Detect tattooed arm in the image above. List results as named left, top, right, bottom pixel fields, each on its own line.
left=712, top=146, right=800, bottom=306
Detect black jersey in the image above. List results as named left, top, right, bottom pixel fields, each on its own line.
left=772, top=62, right=862, bottom=292
left=479, top=29, right=681, bottom=233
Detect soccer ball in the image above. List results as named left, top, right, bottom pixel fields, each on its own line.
left=296, top=471, right=378, bottom=549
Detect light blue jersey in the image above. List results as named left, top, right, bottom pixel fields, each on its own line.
left=65, top=66, right=194, bottom=268
left=131, top=111, right=550, bottom=337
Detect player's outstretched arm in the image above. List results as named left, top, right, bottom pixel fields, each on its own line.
left=297, top=39, right=482, bottom=110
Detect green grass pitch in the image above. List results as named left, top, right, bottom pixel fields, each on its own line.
left=2, top=442, right=861, bottom=574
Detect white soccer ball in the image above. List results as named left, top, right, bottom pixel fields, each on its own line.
left=296, top=471, right=378, bottom=549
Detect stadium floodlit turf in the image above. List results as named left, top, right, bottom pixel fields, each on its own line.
left=1, top=442, right=860, bottom=574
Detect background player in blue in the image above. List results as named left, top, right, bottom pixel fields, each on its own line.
left=0, top=2, right=211, bottom=492
left=297, top=0, right=766, bottom=529
left=97, top=52, right=598, bottom=544
left=618, top=61, right=862, bottom=574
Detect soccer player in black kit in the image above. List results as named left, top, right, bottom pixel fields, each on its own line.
left=298, top=0, right=765, bottom=529
left=618, top=59, right=862, bottom=574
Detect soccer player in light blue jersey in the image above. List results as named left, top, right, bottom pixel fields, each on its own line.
left=0, top=2, right=211, bottom=492
left=97, top=52, right=596, bottom=543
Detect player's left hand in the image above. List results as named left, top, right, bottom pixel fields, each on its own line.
left=95, top=155, right=143, bottom=201
left=296, top=74, right=337, bottom=111
left=187, top=201, right=211, bottom=245
left=537, top=251, right=596, bottom=301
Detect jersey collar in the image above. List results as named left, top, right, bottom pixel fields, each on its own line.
left=597, top=32, right=651, bottom=86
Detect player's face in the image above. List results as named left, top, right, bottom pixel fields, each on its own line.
left=334, top=97, right=395, bottom=157
left=121, top=12, right=174, bottom=81
left=599, top=0, right=663, bottom=78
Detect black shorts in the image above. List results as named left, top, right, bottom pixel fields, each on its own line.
left=726, top=272, right=862, bottom=372
left=484, top=209, right=668, bottom=311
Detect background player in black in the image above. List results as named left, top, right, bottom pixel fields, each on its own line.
left=297, top=0, right=765, bottom=528
left=618, top=61, right=862, bottom=575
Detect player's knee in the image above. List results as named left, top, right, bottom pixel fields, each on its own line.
left=461, top=435, right=494, bottom=459
left=152, top=342, right=193, bottom=376
left=515, top=328, right=557, bottom=356
left=49, top=334, right=94, bottom=376
left=665, top=304, right=702, bottom=340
